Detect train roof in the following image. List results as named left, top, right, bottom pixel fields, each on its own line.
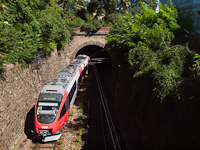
left=57, top=55, right=88, bottom=77
left=41, top=84, right=65, bottom=94
left=41, top=55, right=89, bottom=95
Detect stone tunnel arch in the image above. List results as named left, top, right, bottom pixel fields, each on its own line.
left=69, top=41, right=107, bottom=59
left=77, top=41, right=105, bottom=49
left=75, top=41, right=105, bottom=54
left=66, top=28, right=109, bottom=60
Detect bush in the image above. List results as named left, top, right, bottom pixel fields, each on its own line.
left=0, top=0, right=71, bottom=69
left=107, top=3, right=194, bottom=102
left=80, top=14, right=103, bottom=32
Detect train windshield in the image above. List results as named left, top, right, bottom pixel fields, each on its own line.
left=36, top=93, right=62, bottom=124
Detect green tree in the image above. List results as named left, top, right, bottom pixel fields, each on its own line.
left=107, top=3, right=194, bottom=102
left=37, top=3, right=70, bottom=54
left=0, top=0, right=72, bottom=69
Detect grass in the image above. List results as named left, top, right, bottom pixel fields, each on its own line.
left=78, top=126, right=83, bottom=131
left=57, top=141, right=63, bottom=145
left=75, top=125, right=85, bottom=148
left=69, top=112, right=74, bottom=116
left=77, top=127, right=83, bottom=136
left=79, top=113, right=87, bottom=119
left=12, top=132, right=24, bottom=150
left=79, top=102, right=84, bottom=114
left=76, top=137, right=81, bottom=143
left=79, top=102, right=84, bottom=109
left=77, top=131, right=82, bottom=136
left=73, top=99, right=87, bottom=148
left=81, top=141, right=85, bottom=146
left=79, top=119, right=83, bottom=124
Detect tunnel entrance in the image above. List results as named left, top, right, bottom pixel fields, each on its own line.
left=76, top=45, right=110, bottom=60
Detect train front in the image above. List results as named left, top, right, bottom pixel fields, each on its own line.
left=33, top=92, right=63, bottom=142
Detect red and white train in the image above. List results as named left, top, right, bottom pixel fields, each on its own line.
left=32, top=54, right=90, bottom=142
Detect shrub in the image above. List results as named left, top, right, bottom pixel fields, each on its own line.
left=107, top=3, right=194, bottom=102
left=80, top=14, right=103, bottom=32
left=0, top=0, right=71, bottom=69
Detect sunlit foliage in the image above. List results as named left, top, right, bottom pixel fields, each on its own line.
left=0, top=0, right=71, bottom=69
left=107, top=3, right=194, bottom=102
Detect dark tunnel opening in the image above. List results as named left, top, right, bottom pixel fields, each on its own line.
left=76, top=45, right=110, bottom=60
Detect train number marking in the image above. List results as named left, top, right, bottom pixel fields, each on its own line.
left=42, top=126, right=48, bottom=129
left=60, top=122, right=64, bottom=126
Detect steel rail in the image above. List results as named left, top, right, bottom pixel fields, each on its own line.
left=95, top=66, right=122, bottom=150
left=93, top=65, right=121, bottom=150
left=34, top=141, right=57, bottom=150
left=85, top=95, right=91, bottom=150
left=99, top=82, right=107, bottom=150
left=85, top=66, right=107, bottom=150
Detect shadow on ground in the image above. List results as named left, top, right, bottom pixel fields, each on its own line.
left=24, top=106, right=35, bottom=140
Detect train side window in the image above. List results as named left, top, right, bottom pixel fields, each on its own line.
left=65, top=96, right=70, bottom=110
left=82, top=69, right=86, bottom=76
left=73, top=82, right=76, bottom=93
left=81, top=71, right=83, bottom=77
left=69, top=87, right=73, bottom=102
left=69, top=92, right=72, bottom=102
left=78, top=74, right=82, bottom=84
left=69, top=82, right=77, bottom=103
left=72, top=82, right=75, bottom=95
left=59, top=103, right=66, bottom=119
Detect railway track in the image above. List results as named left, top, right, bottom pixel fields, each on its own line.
left=85, top=65, right=105, bottom=149
left=85, top=64, right=121, bottom=150
left=34, top=141, right=57, bottom=150
left=33, top=136, right=64, bottom=150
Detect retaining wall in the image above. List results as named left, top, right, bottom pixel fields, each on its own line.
left=0, top=48, right=71, bottom=150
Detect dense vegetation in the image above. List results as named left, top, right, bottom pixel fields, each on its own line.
left=106, top=1, right=200, bottom=149
left=107, top=2, right=200, bottom=103
left=0, top=0, right=71, bottom=69
left=0, top=0, right=93, bottom=69
left=0, top=0, right=157, bottom=70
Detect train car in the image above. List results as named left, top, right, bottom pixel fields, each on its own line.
left=32, top=54, right=90, bottom=142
